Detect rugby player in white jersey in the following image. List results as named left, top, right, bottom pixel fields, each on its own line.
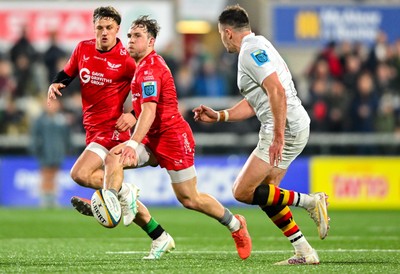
left=193, top=4, right=329, bottom=265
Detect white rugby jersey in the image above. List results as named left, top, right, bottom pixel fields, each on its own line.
left=237, top=33, right=310, bottom=134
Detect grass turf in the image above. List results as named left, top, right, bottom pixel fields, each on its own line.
left=0, top=207, right=399, bottom=273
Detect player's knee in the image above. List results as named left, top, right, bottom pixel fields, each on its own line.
left=178, top=196, right=198, bottom=210
left=232, top=184, right=253, bottom=204
left=70, top=167, right=89, bottom=187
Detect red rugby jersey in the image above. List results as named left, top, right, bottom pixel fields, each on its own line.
left=64, top=38, right=135, bottom=132
left=131, top=50, right=186, bottom=136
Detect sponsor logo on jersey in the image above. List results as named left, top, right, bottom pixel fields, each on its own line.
left=79, top=68, right=112, bottom=85
left=83, top=55, right=90, bottom=62
left=107, top=61, right=122, bottom=70
left=80, top=68, right=91, bottom=83
left=250, top=49, right=269, bottom=66
left=94, top=56, right=107, bottom=62
left=141, top=81, right=157, bottom=98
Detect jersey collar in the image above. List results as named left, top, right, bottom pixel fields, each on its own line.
left=241, top=32, right=255, bottom=47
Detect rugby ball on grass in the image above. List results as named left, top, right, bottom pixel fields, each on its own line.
left=91, top=189, right=121, bottom=228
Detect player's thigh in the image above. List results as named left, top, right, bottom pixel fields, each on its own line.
left=169, top=166, right=198, bottom=200
left=233, top=152, right=274, bottom=195
left=71, top=148, right=104, bottom=176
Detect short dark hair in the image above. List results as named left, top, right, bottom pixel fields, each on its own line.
left=93, top=6, right=121, bottom=25
left=218, top=4, right=250, bottom=30
left=131, top=15, right=160, bottom=39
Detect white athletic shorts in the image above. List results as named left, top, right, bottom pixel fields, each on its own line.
left=253, top=126, right=310, bottom=169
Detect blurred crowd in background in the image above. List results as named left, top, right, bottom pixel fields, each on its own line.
left=1, top=27, right=400, bottom=144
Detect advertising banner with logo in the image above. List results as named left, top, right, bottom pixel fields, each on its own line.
left=311, top=157, right=400, bottom=209
left=273, top=5, right=400, bottom=46
left=0, top=156, right=309, bottom=207
left=0, top=1, right=173, bottom=51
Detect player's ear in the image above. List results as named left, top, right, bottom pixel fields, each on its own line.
left=225, top=28, right=233, bottom=39
left=148, top=37, right=155, bottom=47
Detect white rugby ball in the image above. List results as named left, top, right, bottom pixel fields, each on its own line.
left=91, top=189, right=121, bottom=228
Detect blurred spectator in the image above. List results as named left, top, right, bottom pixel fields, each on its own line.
left=219, top=50, right=239, bottom=95
left=0, top=98, right=27, bottom=134
left=349, top=71, right=379, bottom=132
left=9, top=26, right=38, bottom=65
left=326, top=80, right=351, bottom=132
left=318, top=41, right=343, bottom=79
left=390, top=38, right=400, bottom=91
left=338, top=41, right=354, bottom=68
left=193, top=58, right=227, bottom=97
left=43, top=31, right=67, bottom=83
left=366, top=30, right=389, bottom=73
left=375, top=93, right=397, bottom=133
left=160, top=41, right=180, bottom=78
left=308, top=78, right=329, bottom=131
left=0, top=55, right=16, bottom=103
left=341, top=53, right=363, bottom=94
left=175, top=63, right=194, bottom=98
left=63, top=90, right=84, bottom=134
left=306, top=57, right=332, bottom=83
left=9, top=26, right=43, bottom=98
left=30, top=98, right=71, bottom=207
left=374, top=62, right=396, bottom=96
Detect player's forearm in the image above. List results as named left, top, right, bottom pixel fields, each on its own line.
left=220, top=99, right=255, bottom=122
left=131, top=103, right=156, bottom=143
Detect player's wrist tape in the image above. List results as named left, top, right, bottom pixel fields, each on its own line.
left=126, top=140, right=139, bottom=150
left=218, top=110, right=229, bottom=122
left=223, top=110, right=229, bottom=122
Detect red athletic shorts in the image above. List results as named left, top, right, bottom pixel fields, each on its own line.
left=142, top=123, right=195, bottom=171
left=85, top=128, right=131, bottom=150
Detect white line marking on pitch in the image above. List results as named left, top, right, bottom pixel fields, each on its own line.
left=106, top=249, right=400, bottom=255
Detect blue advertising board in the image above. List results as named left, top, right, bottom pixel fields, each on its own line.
left=0, top=156, right=309, bottom=207
left=273, top=5, right=400, bottom=46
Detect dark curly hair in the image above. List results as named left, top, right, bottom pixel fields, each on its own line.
left=130, top=15, right=160, bottom=39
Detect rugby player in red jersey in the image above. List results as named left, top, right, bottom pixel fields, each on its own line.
left=47, top=6, right=172, bottom=256
left=102, top=15, right=252, bottom=260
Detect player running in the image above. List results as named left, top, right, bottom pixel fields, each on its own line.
left=193, top=5, right=329, bottom=265
left=102, top=15, right=252, bottom=260
left=47, top=6, right=173, bottom=258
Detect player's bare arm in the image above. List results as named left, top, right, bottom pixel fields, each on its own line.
left=225, top=99, right=256, bottom=121
left=262, top=72, right=287, bottom=166
left=115, top=112, right=137, bottom=132
left=119, top=102, right=157, bottom=166
left=193, top=99, right=255, bottom=123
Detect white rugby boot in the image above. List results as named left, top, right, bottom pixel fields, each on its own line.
left=118, top=183, right=139, bottom=226
left=143, top=232, right=175, bottom=260
left=274, top=249, right=320, bottom=265
left=306, top=192, right=330, bottom=240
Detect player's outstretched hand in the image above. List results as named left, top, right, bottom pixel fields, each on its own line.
left=47, top=83, right=65, bottom=106
left=192, top=105, right=219, bottom=123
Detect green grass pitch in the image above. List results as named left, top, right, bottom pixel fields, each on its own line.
left=1, top=207, right=399, bottom=273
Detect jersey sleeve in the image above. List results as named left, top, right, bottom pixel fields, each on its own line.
left=242, top=47, right=276, bottom=85
left=139, top=68, right=161, bottom=104
left=63, top=43, right=81, bottom=78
